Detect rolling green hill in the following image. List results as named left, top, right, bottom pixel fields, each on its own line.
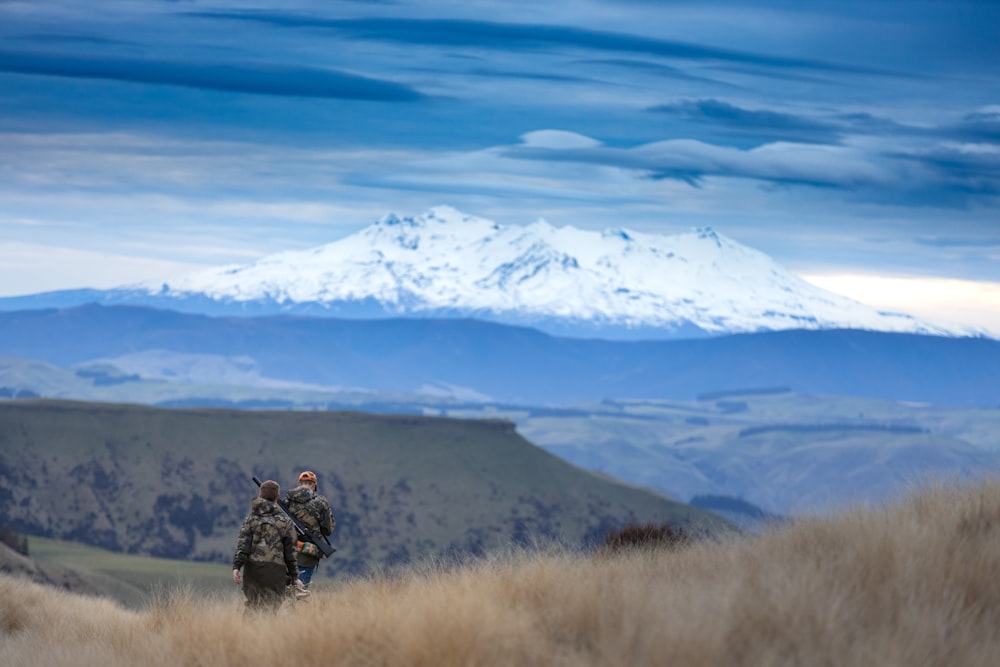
left=0, top=533, right=234, bottom=608
left=0, top=399, right=729, bottom=579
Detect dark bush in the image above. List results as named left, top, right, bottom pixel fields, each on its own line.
left=602, top=521, right=691, bottom=553
left=1, top=524, right=28, bottom=555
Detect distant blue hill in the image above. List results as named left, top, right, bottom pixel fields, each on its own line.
left=0, top=288, right=713, bottom=340
left=0, top=303, right=997, bottom=407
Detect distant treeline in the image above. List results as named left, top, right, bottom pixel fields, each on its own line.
left=738, top=423, right=927, bottom=438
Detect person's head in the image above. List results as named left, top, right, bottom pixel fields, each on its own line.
left=298, top=470, right=318, bottom=489
left=259, top=480, right=280, bottom=501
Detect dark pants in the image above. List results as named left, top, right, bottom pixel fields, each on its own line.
left=241, top=561, right=287, bottom=613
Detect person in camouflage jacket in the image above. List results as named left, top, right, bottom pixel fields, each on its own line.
left=232, top=479, right=301, bottom=613
left=284, top=470, right=335, bottom=588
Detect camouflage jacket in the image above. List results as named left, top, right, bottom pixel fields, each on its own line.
left=285, top=485, right=335, bottom=537
left=232, top=497, right=298, bottom=578
left=284, top=485, right=335, bottom=567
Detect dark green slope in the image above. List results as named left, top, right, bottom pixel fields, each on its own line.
left=0, top=400, right=728, bottom=576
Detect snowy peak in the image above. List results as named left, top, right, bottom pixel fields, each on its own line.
left=693, top=226, right=722, bottom=246
left=139, top=207, right=977, bottom=338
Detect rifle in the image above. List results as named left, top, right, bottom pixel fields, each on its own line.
left=253, top=476, right=336, bottom=558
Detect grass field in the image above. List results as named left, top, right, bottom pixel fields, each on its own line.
left=28, top=537, right=233, bottom=607
left=3, top=478, right=999, bottom=666
left=25, top=536, right=343, bottom=608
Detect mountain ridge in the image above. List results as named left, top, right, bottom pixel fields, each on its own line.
left=1, top=304, right=998, bottom=407
left=0, top=206, right=981, bottom=340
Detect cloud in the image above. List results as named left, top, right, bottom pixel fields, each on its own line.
left=648, top=98, right=842, bottom=144
left=915, top=235, right=1000, bottom=249
left=889, top=143, right=1000, bottom=198
left=503, top=127, right=1000, bottom=206
left=191, top=13, right=893, bottom=76
left=453, top=66, right=597, bottom=85
left=0, top=241, right=208, bottom=296
left=505, top=134, right=891, bottom=189
left=0, top=49, right=424, bottom=101
left=647, top=99, right=1000, bottom=147
left=951, top=109, right=1000, bottom=143
left=802, top=273, right=1000, bottom=337
left=572, top=59, right=734, bottom=87
left=520, top=130, right=603, bottom=149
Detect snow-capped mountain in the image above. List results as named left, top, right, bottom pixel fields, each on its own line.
left=123, top=205, right=964, bottom=338
left=0, top=206, right=978, bottom=339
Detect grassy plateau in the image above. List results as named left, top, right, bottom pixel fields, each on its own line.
left=3, top=479, right=999, bottom=666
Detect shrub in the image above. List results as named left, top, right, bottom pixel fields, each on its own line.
left=0, top=524, right=28, bottom=556
left=601, top=521, right=691, bottom=553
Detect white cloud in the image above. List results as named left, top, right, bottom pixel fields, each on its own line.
left=520, top=130, right=603, bottom=149
left=0, top=242, right=209, bottom=296
left=802, top=273, right=1000, bottom=337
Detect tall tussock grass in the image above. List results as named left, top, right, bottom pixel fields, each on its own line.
left=3, top=479, right=1000, bottom=666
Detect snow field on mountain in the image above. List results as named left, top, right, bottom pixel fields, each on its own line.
left=141, top=206, right=972, bottom=336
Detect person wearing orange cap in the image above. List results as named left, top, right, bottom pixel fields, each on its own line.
left=283, top=470, right=335, bottom=589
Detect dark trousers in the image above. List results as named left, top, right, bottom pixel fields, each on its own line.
left=241, top=561, right=287, bottom=613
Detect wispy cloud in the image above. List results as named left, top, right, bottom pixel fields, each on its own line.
left=0, top=49, right=424, bottom=100
left=190, top=13, right=896, bottom=76
left=648, top=99, right=842, bottom=144
left=503, top=128, right=1000, bottom=207
left=505, top=133, right=891, bottom=189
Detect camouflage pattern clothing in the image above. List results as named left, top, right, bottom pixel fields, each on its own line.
left=284, top=485, right=335, bottom=569
left=232, top=496, right=298, bottom=612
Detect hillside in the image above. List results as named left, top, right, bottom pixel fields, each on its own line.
left=0, top=400, right=727, bottom=577
left=2, top=479, right=998, bottom=665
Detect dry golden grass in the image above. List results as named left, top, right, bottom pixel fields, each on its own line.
left=3, top=478, right=1000, bottom=666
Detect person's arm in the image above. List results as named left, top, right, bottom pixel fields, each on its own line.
left=283, top=520, right=300, bottom=584
left=232, top=517, right=252, bottom=584
left=320, top=497, right=335, bottom=536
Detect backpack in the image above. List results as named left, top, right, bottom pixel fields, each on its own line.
left=286, top=487, right=323, bottom=534
left=249, top=513, right=289, bottom=565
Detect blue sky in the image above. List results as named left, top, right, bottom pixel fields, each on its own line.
left=1, top=0, right=998, bottom=331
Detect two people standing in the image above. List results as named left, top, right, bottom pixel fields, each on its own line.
left=232, top=471, right=336, bottom=612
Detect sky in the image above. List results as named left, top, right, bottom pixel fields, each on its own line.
left=1, top=0, right=998, bottom=333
